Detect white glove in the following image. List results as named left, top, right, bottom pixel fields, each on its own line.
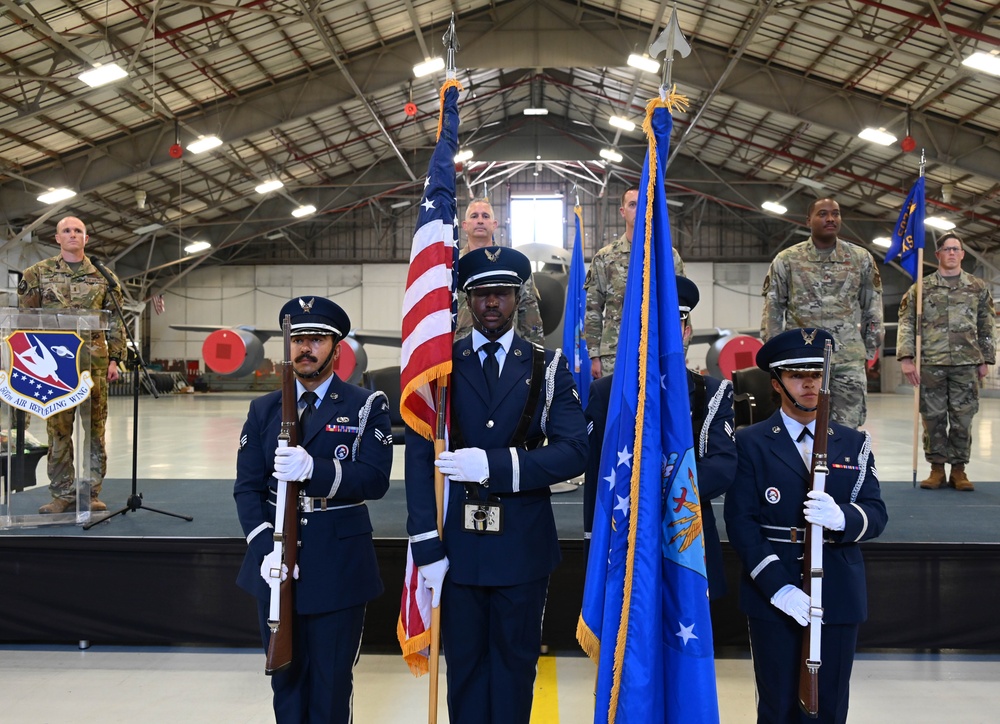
left=274, top=445, right=314, bottom=482
left=260, top=550, right=299, bottom=584
left=770, top=584, right=810, bottom=626
left=418, top=557, right=450, bottom=608
left=804, top=490, right=845, bottom=531
left=435, top=448, right=489, bottom=483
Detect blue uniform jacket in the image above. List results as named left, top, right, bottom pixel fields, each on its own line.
left=584, top=370, right=737, bottom=599
left=405, top=335, right=589, bottom=587
left=724, top=410, right=887, bottom=624
left=234, top=375, right=394, bottom=614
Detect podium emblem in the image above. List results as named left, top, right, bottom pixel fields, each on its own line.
left=0, top=330, right=94, bottom=419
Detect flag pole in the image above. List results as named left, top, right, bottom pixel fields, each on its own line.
left=426, top=15, right=459, bottom=722
left=428, top=385, right=447, bottom=724
left=910, top=150, right=926, bottom=487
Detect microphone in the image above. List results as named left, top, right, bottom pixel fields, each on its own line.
left=92, top=259, right=118, bottom=290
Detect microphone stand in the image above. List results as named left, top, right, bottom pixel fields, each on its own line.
left=84, top=273, right=192, bottom=530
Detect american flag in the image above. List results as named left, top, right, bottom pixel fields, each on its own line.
left=399, top=81, right=460, bottom=440
left=397, top=80, right=461, bottom=676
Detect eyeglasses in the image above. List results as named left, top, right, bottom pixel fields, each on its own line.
left=938, top=246, right=963, bottom=254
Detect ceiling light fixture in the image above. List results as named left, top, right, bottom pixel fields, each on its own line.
left=454, top=148, right=474, bottom=163
left=184, top=241, right=211, bottom=254
left=78, top=62, right=128, bottom=88
left=872, top=237, right=892, bottom=248
left=292, top=204, right=316, bottom=218
left=627, top=53, right=660, bottom=74
left=523, top=108, right=549, bottom=116
left=665, top=198, right=684, bottom=208
left=413, top=57, right=445, bottom=78
left=924, top=216, right=956, bottom=231
left=609, top=115, right=636, bottom=132
left=962, top=51, right=1000, bottom=76
left=255, top=179, right=284, bottom=194
left=858, top=127, right=897, bottom=146
left=390, top=200, right=412, bottom=209
left=761, top=201, right=787, bottom=215
left=599, top=148, right=623, bottom=163
left=134, top=223, right=164, bottom=235
left=37, top=188, right=77, bottom=204
left=188, top=135, right=223, bottom=154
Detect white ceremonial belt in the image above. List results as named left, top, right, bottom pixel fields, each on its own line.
left=299, top=498, right=365, bottom=513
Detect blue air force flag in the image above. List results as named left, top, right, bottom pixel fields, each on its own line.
left=577, top=99, right=719, bottom=723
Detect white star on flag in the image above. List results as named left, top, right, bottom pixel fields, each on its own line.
left=421, top=198, right=436, bottom=211
left=676, top=622, right=698, bottom=645
left=604, top=468, right=616, bottom=491
left=617, top=445, right=633, bottom=469
left=614, top=493, right=630, bottom=518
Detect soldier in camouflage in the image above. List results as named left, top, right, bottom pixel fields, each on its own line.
left=760, top=197, right=883, bottom=428
left=897, top=233, right=996, bottom=491
left=454, top=198, right=544, bottom=345
left=584, top=187, right=685, bottom=379
left=18, top=216, right=126, bottom=514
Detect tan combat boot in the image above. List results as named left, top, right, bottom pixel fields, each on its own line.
left=38, top=498, right=74, bottom=514
left=919, top=463, right=946, bottom=490
left=89, top=497, right=108, bottom=512
left=950, top=464, right=974, bottom=492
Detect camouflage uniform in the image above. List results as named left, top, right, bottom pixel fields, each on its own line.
left=584, top=232, right=685, bottom=375
left=760, top=238, right=883, bottom=428
left=17, top=254, right=126, bottom=502
left=897, top=270, right=996, bottom=465
left=454, top=246, right=544, bottom=345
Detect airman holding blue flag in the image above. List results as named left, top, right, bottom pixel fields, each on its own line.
left=583, top=276, right=736, bottom=598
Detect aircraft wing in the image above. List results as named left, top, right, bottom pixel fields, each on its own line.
left=351, top=329, right=402, bottom=347
left=169, top=324, right=280, bottom=341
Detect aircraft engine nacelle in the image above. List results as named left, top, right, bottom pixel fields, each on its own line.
left=203, top=329, right=265, bottom=377
left=198, top=327, right=369, bottom=383
left=706, top=334, right=764, bottom=380
left=334, top=336, right=367, bottom=386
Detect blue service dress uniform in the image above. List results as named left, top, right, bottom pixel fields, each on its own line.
left=584, top=370, right=736, bottom=598
left=235, top=375, right=393, bottom=724
left=404, top=334, right=589, bottom=724
left=724, top=410, right=887, bottom=724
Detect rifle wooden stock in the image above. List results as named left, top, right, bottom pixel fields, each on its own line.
left=266, top=315, right=301, bottom=675
left=798, top=340, right=833, bottom=717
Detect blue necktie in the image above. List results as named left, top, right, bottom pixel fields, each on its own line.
left=300, top=390, right=318, bottom=437
left=481, top=342, right=500, bottom=397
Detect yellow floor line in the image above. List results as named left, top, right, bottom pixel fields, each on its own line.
left=530, top=654, right=559, bottom=723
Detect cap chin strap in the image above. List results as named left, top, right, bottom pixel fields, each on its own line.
left=771, top=371, right=818, bottom=413
left=471, top=306, right=516, bottom=340
left=295, top=345, right=337, bottom=380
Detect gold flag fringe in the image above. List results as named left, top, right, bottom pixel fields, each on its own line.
left=397, top=616, right=431, bottom=677
left=436, top=79, right=465, bottom=141
left=605, top=90, right=688, bottom=722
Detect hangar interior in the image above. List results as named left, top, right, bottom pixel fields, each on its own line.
left=0, top=0, right=998, bottom=720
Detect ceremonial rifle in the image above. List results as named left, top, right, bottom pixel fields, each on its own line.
left=798, top=339, right=833, bottom=717
left=265, top=314, right=301, bottom=674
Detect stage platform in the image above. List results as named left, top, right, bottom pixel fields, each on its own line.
left=3, top=476, right=999, bottom=653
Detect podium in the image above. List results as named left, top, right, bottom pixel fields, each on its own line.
left=0, top=308, right=110, bottom=528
